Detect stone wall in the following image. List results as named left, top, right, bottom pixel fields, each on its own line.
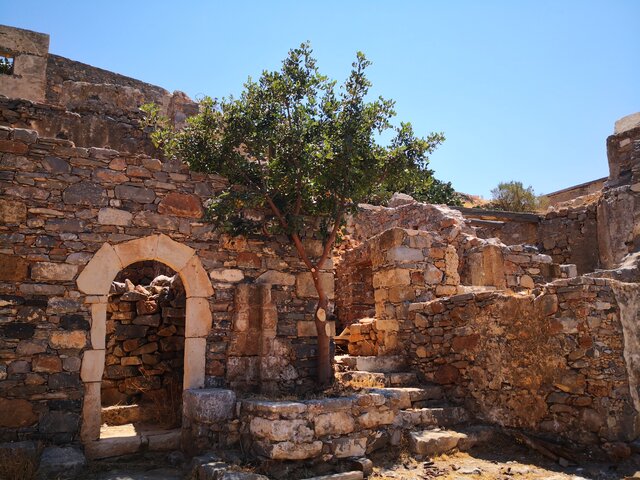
left=543, top=178, right=607, bottom=208
left=538, top=201, right=600, bottom=274
left=405, top=278, right=640, bottom=446
left=103, top=277, right=185, bottom=407
left=0, top=125, right=332, bottom=444
left=455, top=207, right=540, bottom=246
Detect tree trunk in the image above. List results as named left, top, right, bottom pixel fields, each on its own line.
left=311, top=271, right=332, bottom=387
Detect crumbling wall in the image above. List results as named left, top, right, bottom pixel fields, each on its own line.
left=539, top=201, right=600, bottom=274
left=0, top=26, right=49, bottom=102
left=406, top=278, right=640, bottom=446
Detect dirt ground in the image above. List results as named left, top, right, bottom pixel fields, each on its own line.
left=368, top=438, right=640, bottom=480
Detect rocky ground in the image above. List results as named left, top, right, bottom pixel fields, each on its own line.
left=49, top=439, right=639, bottom=480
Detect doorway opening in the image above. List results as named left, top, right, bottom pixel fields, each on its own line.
left=100, top=260, right=185, bottom=446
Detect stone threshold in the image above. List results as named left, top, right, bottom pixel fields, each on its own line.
left=85, top=423, right=181, bottom=459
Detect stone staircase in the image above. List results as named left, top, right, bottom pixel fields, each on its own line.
left=335, top=354, right=492, bottom=457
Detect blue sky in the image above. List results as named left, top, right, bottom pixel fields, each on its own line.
left=3, top=1, right=639, bottom=197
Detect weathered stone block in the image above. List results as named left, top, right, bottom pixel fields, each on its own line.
left=183, top=388, right=236, bottom=423
left=314, top=411, right=355, bottom=436
left=0, top=398, right=37, bottom=427
left=158, top=193, right=203, bottom=218
left=331, top=436, right=367, bottom=458
left=0, top=254, right=28, bottom=281
left=63, top=182, right=108, bottom=206
left=49, top=330, right=87, bottom=349
left=0, top=198, right=26, bottom=223
left=98, top=207, right=133, bottom=226
left=31, top=262, right=78, bottom=281
left=250, top=417, right=313, bottom=442
left=296, top=272, right=335, bottom=299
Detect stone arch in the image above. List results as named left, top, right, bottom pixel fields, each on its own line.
left=76, top=234, right=213, bottom=444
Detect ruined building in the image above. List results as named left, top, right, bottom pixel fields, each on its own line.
left=0, top=24, right=639, bottom=472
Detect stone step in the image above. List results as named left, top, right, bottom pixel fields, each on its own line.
left=397, top=406, right=470, bottom=428
left=86, top=425, right=181, bottom=459
left=409, top=426, right=495, bottom=456
left=335, top=355, right=407, bottom=373
left=363, top=386, right=445, bottom=410
left=301, top=472, right=364, bottom=480
left=335, top=370, right=419, bottom=388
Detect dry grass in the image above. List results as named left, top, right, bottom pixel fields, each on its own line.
left=132, top=374, right=183, bottom=428
left=0, top=445, right=41, bottom=480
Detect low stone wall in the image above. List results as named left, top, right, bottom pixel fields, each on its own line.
left=344, top=318, right=399, bottom=356
left=405, top=277, right=640, bottom=446
left=182, top=388, right=467, bottom=462
left=460, top=239, right=557, bottom=290
left=455, top=208, right=540, bottom=246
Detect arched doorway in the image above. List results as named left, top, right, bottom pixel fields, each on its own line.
left=76, top=234, right=213, bottom=451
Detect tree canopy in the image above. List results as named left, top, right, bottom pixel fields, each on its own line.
left=142, top=42, right=448, bottom=385
left=488, top=181, right=539, bottom=212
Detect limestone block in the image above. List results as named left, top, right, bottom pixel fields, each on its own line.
left=185, top=297, right=212, bottom=338
left=97, top=207, right=132, bottom=226
left=314, top=411, right=355, bottom=436
left=81, top=382, right=101, bottom=442
left=77, top=243, right=123, bottom=295
left=80, top=349, right=105, bottom=382
left=520, top=274, right=535, bottom=289
left=262, top=440, right=323, bottom=460
left=32, top=262, right=78, bottom=281
left=114, top=235, right=158, bottom=267
left=84, top=436, right=142, bottom=460
left=255, top=270, right=296, bottom=286
left=386, top=246, right=424, bottom=263
left=250, top=417, right=313, bottom=442
left=156, top=234, right=196, bottom=271
left=90, top=303, right=107, bottom=349
left=423, top=264, right=443, bottom=284
left=179, top=255, right=214, bottom=298
left=182, top=388, right=236, bottom=423
left=356, top=409, right=395, bottom=429
left=373, top=269, right=411, bottom=288
left=331, top=436, right=367, bottom=458
left=409, top=429, right=467, bottom=456
left=296, top=272, right=335, bottom=299
left=183, top=337, right=206, bottom=389
left=210, top=269, right=244, bottom=283
left=388, top=286, right=414, bottom=302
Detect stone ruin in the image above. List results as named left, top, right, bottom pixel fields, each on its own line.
left=0, top=24, right=639, bottom=477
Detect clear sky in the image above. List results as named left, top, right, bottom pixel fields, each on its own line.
left=3, top=1, right=639, bottom=197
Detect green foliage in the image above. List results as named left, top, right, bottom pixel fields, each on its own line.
left=489, top=181, right=539, bottom=212
left=142, top=42, right=445, bottom=242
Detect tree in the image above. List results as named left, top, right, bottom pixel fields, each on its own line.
left=142, top=43, right=444, bottom=386
left=489, top=181, right=539, bottom=212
